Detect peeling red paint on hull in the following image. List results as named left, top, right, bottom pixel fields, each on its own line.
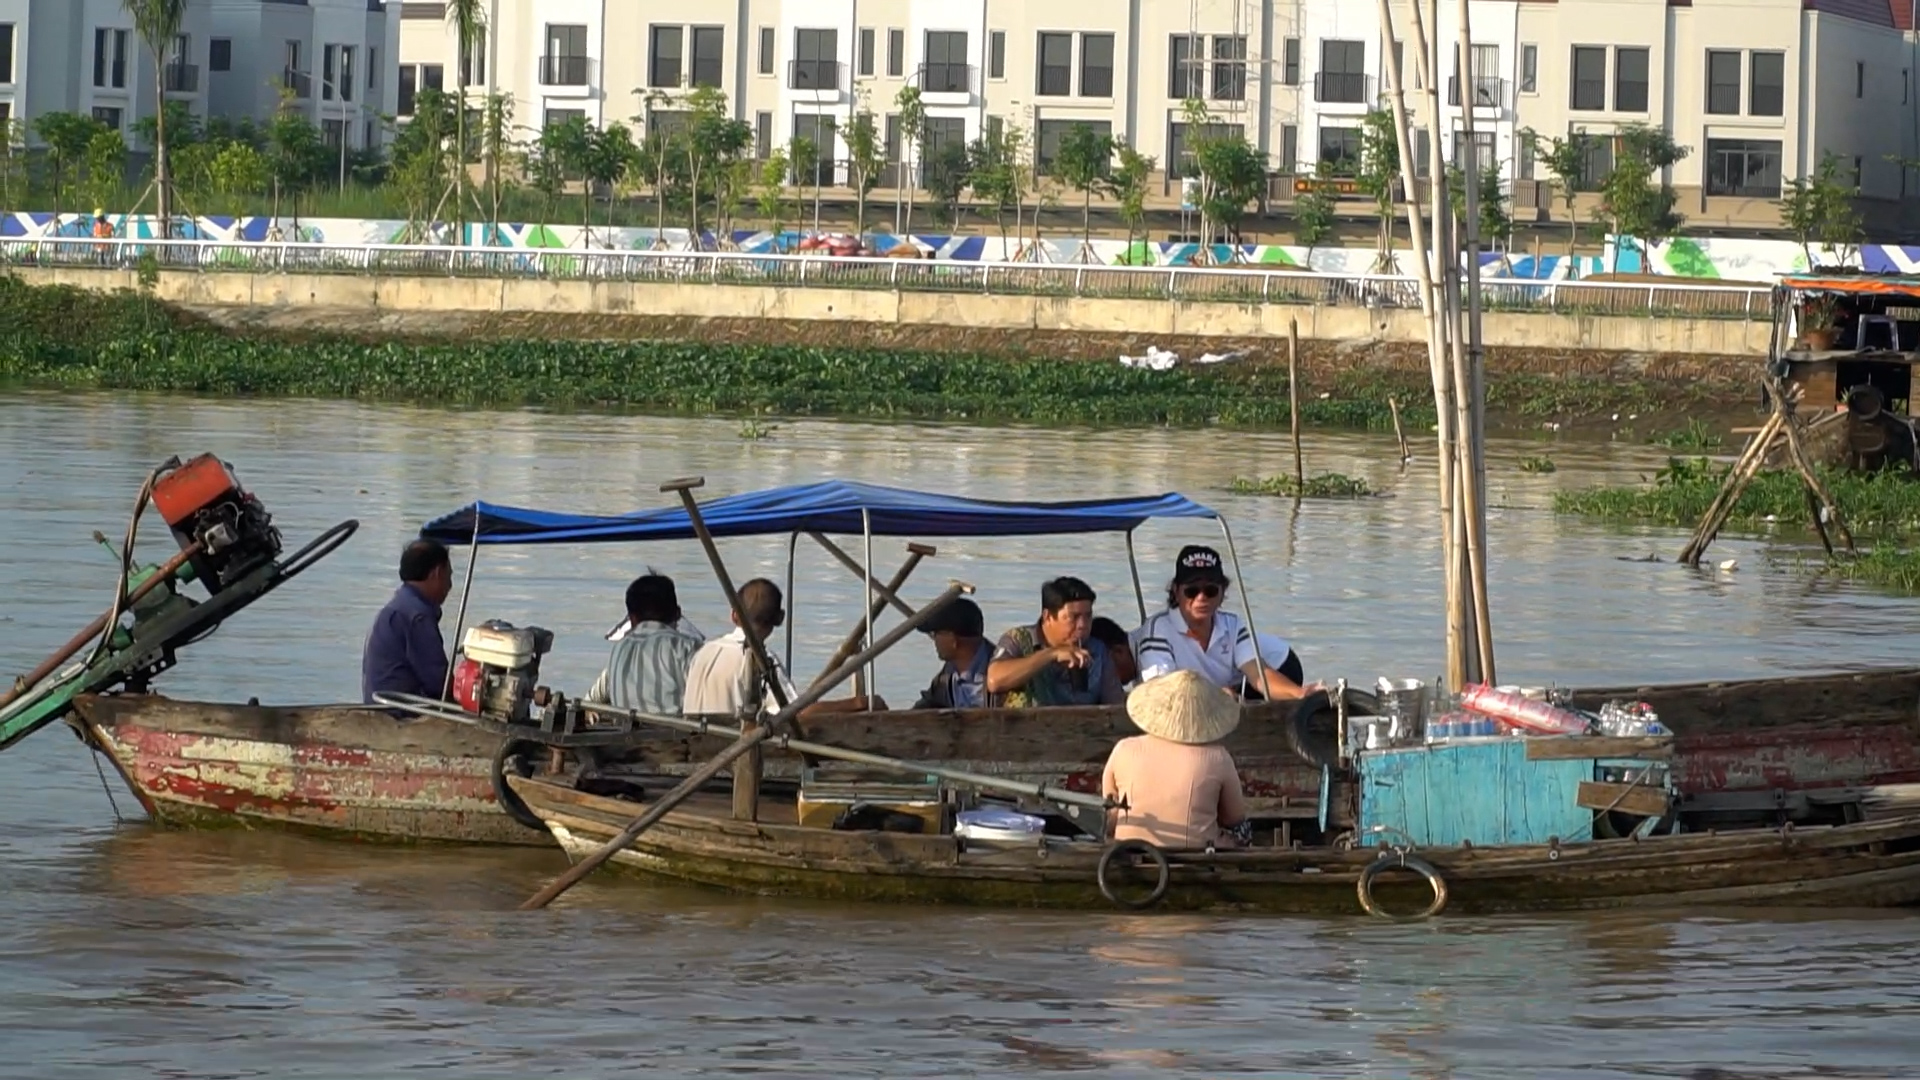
left=91, top=721, right=544, bottom=846
left=1673, top=724, right=1920, bottom=792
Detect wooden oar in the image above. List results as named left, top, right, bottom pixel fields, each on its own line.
left=807, top=532, right=917, bottom=619
left=517, top=579, right=973, bottom=910
left=811, top=542, right=936, bottom=692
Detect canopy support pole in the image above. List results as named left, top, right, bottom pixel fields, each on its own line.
left=859, top=510, right=875, bottom=704
left=784, top=531, right=799, bottom=670
left=440, top=514, right=482, bottom=699
left=1218, top=520, right=1269, bottom=699
left=1125, top=528, right=1147, bottom=624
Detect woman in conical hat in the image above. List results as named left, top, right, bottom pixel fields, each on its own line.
left=1100, top=670, right=1248, bottom=850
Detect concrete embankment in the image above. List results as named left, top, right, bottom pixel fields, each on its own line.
left=12, top=266, right=1766, bottom=391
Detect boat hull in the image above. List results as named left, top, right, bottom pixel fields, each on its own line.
left=514, top=778, right=1920, bottom=914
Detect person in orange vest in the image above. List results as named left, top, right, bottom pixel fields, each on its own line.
left=91, top=209, right=114, bottom=264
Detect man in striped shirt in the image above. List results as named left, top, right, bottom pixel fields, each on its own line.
left=586, top=574, right=704, bottom=715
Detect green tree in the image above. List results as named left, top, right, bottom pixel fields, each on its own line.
left=1521, top=127, right=1592, bottom=263
left=1355, top=108, right=1400, bottom=272
left=1052, top=122, right=1115, bottom=257
left=445, top=0, right=487, bottom=235
left=83, top=128, right=129, bottom=214
left=1292, top=160, right=1338, bottom=264
left=966, top=122, right=1028, bottom=256
left=389, top=88, right=456, bottom=237
left=0, top=113, right=25, bottom=211
left=1779, top=150, right=1862, bottom=269
left=32, top=112, right=105, bottom=215
left=755, top=149, right=791, bottom=245
left=521, top=123, right=566, bottom=226
left=1599, top=123, right=1688, bottom=272
left=206, top=140, right=269, bottom=215
left=1448, top=161, right=1511, bottom=248
left=922, top=139, right=970, bottom=232
left=680, top=86, right=751, bottom=240
left=1180, top=99, right=1266, bottom=263
left=1111, top=141, right=1155, bottom=264
left=586, top=122, right=638, bottom=235
left=477, top=92, right=516, bottom=240
left=125, top=0, right=188, bottom=235
left=843, top=104, right=886, bottom=235
left=893, top=85, right=926, bottom=234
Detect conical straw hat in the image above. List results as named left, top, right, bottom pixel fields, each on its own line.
left=1125, top=669, right=1241, bottom=744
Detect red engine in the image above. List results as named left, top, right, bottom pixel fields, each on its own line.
left=150, top=454, right=283, bottom=592
left=451, top=657, right=483, bottom=714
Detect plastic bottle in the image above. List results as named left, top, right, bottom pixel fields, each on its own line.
left=1458, top=684, right=1589, bottom=735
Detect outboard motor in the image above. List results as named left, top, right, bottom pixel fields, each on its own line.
left=1844, top=386, right=1920, bottom=475
left=457, top=620, right=554, bottom=723
left=149, top=454, right=284, bottom=592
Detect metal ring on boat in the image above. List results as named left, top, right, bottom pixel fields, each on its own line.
left=1097, top=840, right=1171, bottom=910
left=491, top=739, right=546, bottom=832
left=1356, top=854, right=1449, bottom=921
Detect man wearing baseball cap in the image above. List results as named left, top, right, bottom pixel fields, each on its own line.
left=1128, top=544, right=1305, bottom=700
left=911, top=597, right=993, bottom=709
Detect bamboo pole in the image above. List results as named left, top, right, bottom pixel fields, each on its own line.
left=1289, top=318, right=1305, bottom=489
left=1679, top=408, right=1783, bottom=566
left=1388, top=396, right=1411, bottom=462
left=1454, top=0, right=1496, bottom=685
left=810, top=542, right=936, bottom=690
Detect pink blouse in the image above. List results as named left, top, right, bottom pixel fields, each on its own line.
left=1100, top=734, right=1247, bottom=849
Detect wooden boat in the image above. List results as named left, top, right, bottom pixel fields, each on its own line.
left=507, top=774, right=1920, bottom=914
left=72, top=662, right=1920, bottom=846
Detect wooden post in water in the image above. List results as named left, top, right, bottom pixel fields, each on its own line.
left=1289, top=319, right=1304, bottom=489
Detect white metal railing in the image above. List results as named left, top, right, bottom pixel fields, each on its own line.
left=0, top=236, right=1773, bottom=319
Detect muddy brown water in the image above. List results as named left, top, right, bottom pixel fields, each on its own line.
left=2, top=391, right=1918, bottom=1079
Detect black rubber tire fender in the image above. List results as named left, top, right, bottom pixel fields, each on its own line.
left=1284, top=688, right=1384, bottom=769
left=1096, top=839, right=1171, bottom=910
left=491, top=738, right=547, bottom=832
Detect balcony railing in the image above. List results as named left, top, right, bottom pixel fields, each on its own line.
left=540, top=54, right=591, bottom=86
left=1313, top=70, right=1371, bottom=104
left=919, top=62, right=973, bottom=94
left=788, top=59, right=842, bottom=91
left=1448, top=75, right=1506, bottom=109
left=282, top=68, right=312, bottom=99
left=164, top=63, right=200, bottom=94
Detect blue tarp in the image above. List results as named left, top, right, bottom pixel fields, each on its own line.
left=419, top=479, right=1219, bottom=546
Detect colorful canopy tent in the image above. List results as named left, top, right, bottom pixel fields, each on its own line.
left=1778, top=273, right=1920, bottom=300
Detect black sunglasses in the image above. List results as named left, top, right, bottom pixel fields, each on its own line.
left=1181, top=583, right=1223, bottom=600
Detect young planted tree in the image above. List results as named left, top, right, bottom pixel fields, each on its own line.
left=444, top=0, right=487, bottom=236
left=1779, top=150, right=1863, bottom=269
left=1521, top=127, right=1593, bottom=262
left=843, top=104, right=887, bottom=236
left=585, top=122, right=637, bottom=235
left=1599, top=123, right=1688, bottom=272
left=1356, top=108, right=1400, bottom=272
left=0, top=114, right=25, bottom=212
left=477, top=92, right=515, bottom=241
left=893, top=85, right=926, bottom=235
left=206, top=140, right=270, bottom=216
left=521, top=124, right=566, bottom=227
left=1180, top=99, right=1266, bottom=264
left=680, top=87, right=752, bottom=242
left=83, top=128, right=130, bottom=215
left=967, top=122, right=1027, bottom=257
left=755, top=149, right=791, bottom=246
left=389, top=89, right=456, bottom=239
left=1448, top=161, right=1511, bottom=249
left=126, top=0, right=188, bottom=236
left=33, top=113, right=106, bottom=216
left=264, top=90, right=329, bottom=225
left=1053, top=122, right=1115, bottom=260
left=1292, top=160, right=1339, bottom=265
left=1111, top=141, right=1155, bottom=264
left=922, top=139, right=971, bottom=232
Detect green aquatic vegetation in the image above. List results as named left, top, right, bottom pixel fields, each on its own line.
left=1227, top=473, right=1375, bottom=498
left=1798, top=547, right=1920, bottom=593
left=737, top=418, right=778, bottom=440
left=1517, top=455, right=1557, bottom=474
left=1649, top=418, right=1724, bottom=449
left=1555, top=456, right=1920, bottom=535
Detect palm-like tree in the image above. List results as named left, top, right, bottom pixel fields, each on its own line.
left=445, top=0, right=486, bottom=238
left=125, top=0, right=187, bottom=238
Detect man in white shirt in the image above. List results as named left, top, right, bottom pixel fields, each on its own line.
left=681, top=578, right=883, bottom=719
left=1129, top=545, right=1306, bottom=700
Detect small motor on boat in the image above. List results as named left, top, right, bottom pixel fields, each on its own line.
left=454, top=620, right=554, bottom=724
left=149, top=454, right=283, bottom=593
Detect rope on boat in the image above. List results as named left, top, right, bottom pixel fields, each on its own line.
left=1097, top=840, right=1171, bottom=910
left=1356, top=850, right=1449, bottom=921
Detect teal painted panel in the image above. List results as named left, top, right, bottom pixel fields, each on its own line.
left=1357, top=740, right=1596, bottom=847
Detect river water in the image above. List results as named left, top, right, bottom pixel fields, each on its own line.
left=2, top=391, right=1917, bottom=1078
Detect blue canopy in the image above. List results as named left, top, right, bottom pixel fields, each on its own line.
left=419, top=479, right=1220, bottom=546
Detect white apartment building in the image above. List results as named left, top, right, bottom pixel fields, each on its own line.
left=394, top=0, right=1920, bottom=227
left=0, top=0, right=397, bottom=156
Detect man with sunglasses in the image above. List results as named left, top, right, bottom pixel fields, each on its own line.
left=1130, top=546, right=1306, bottom=701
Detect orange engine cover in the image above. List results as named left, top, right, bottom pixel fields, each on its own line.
left=151, top=455, right=242, bottom=527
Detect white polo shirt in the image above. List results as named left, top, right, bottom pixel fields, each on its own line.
left=1130, top=609, right=1264, bottom=689
left=681, top=628, right=800, bottom=719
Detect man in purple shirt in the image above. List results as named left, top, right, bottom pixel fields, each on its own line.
left=361, top=539, right=454, bottom=705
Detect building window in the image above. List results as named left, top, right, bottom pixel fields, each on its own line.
left=1282, top=37, right=1300, bottom=86
left=884, top=113, right=901, bottom=164
left=1453, top=130, right=1494, bottom=175
left=1577, top=136, right=1614, bottom=190
left=1705, top=49, right=1740, bottom=115
left=368, top=47, right=379, bottom=90
left=542, top=24, right=589, bottom=86
left=423, top=64, right=443, bottom=92
left=1856, top=61, right=1865, bottom=98
left=755, top=111, right=771, bottom=158
left=1706, top=137, right=1782, bottom=197
left=887, top=29, right=904, bottom=77
left=922, top=115, right=966, bottom=154
left=1167, top=120, right=1239, bottom=177
left=92, top=106, right=122, bottom=129
left=1450, top=43, right=1500, bottom=107
left=0, top=23, right=13, bottom=84
left=398, top=65, right=417, bottom=115
left=460, top=28, right=486, bottom=86
left=1037, top=33, right=1072, bottom=96
left=1612, top=46, right=1647, bottom=112
left=1570, top=45, right=1605, bottom=110
left=1518, top=136, right=1535, bottom=179
left=1749, top=50, right=1783, bottom=116
left=1520, top=44, right=1537, bottom=93
left=859, top=28, right=875, bottom=77
left=989, top=30, right=1005, bottom=80
left=1035, top=119, right=1112, bottom=175
left=1280, top=123, right=1297, bottom=172
left=923, top=31, right=968, bottom=93
left=649, top=27, right=682, bottom=88
left=1169, top=35, right=1202, bottom=98
left=323, top=44, right=337, bottom=100
left=340, top=46, right=355, bottom=102
left=758, top=26, right=774, bottom=75
left=94, top=28, right=130, bottom=89
left=1316, top=39, right=1366, bottom=104
left=1081, top=33, right=1114, bottom=98
left=1212, top=35, right=1247, bottom=102
left=689, top=26, right=722, bottom=87
left=1318, top=125, right=1363, bottom=174
left=323, top=118, right=344, bottom=149
left=792, top=28, right=838, bottom=91
left=543, top=108, right=585, bottom=129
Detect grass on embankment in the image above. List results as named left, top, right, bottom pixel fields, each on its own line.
left=0, top=276, right=1720, bottom=431
left=1556, top=455, right=1920, bottom=592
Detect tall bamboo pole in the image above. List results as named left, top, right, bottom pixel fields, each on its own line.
left=1453, top=0, right=1496, bottom=685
